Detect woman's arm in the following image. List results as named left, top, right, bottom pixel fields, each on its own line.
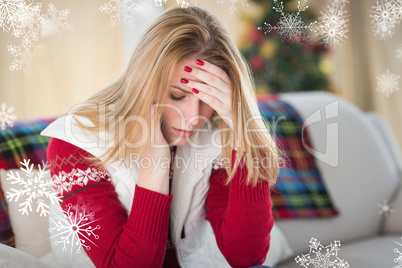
left=47, top=137, right=172, bottom=268
left=205, top=149, right=274, bottom=268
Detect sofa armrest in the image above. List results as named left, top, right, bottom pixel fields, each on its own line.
left=365, top=112, right=402, bottom=234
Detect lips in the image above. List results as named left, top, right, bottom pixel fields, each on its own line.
left=174, top=128, right=195, bottom=138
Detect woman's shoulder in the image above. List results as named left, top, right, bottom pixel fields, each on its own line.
left=47, top=137, right=101, bottom=172
left=43, top=114, right=111, bottom=163
left=47, top=137, right=87, bottom=158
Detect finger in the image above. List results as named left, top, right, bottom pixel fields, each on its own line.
left=184, top=63, right=231, bottom=95
left=191, top=87, right=232, bottom=119
left=181, top=79, right=226, bottom=102
left=193, top=89, right=234, bottom=130
left=195, top=59, right=231, bottom=84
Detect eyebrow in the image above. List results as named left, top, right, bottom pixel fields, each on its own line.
left=171, top=85, right=192, bottom=94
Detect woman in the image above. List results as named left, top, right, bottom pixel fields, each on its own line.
left=41, top=5, right=279, bottom=268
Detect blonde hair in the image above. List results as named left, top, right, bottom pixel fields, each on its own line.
left=65, top=6, right=281, bottom=187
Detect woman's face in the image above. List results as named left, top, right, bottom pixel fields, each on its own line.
left=161, top=56, right=215, bottom=147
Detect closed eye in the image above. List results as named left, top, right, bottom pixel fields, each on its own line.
left=169, top=93, right=185, bottom=101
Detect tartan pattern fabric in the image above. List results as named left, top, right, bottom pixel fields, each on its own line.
left=0, top=117, right=57, bottom=246
left=257, top=95, right=338, bottom=219
left=0, top=118, right=56, bottom=170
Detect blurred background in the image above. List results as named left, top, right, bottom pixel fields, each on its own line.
left=0, top=0, right=401, bottom=152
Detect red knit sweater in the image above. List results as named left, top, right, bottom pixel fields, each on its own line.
left=47, top=137, right=274, bottom=268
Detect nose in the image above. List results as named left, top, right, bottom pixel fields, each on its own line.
left=186, top=98, right=201, bottom=128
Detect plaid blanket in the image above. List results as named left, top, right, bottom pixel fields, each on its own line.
left=0, top=117, right=56, bottom=246
left=258, top=95, right=338, bottom=219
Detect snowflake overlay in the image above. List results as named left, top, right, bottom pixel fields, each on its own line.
left=8, top=32, right=40, bottom=75
left=378, top=199, right=394, bottom=217
left=376, top=69, right=400, bottom=97
left=396, top=45, right=402, bottom=61
left=370, top=0, right=400, bottom=40
left=258, top=0, right=349, bottom=46
left=0, top=0, right=41, bottom=33
left=49, top=203, right=101, bottom=255
left=217, top=0, right=248, bottom=14
left=394, top=237, right=402, bottom=268
left=4, top=2, right=72, bottom=76
left=317, top=0, right=349, bottom=46
left=258, top=0, right=314, bottom=43
left=176, top=0, right=189, bottom=8
left=100, top=0, right=146, bottom=27
left=0, top=103, right=17, bottom=130
left=295, top=238, right=349, bottom=268
left=5, top=159, right=60, bottom=217
left=154, top=0, right=197, bottom=8
left=38, top=3, right=73, bottom=38
left=395, top=0, right=402, bottom=25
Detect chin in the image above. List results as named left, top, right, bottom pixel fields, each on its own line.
left=167, top=137, right=189, bottom=147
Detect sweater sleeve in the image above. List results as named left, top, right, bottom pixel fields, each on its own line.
left=47, top=137, right=172, bottom=268
left=205, top=149, right=274, bottom=268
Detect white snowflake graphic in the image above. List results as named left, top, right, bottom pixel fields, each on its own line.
left=5, top=2, right=71, bottom=76
left=5, top=159, right=60, bottom=217
left=49, top=203, right=101, bottom=255
left=295, top=238, right=349, bottom=268
left=176, top=0, right=190, bottom=8
left=258, top=0, right=316, bottom=43
left=317, top=0, right=349, bottom=46
left=52, top=167, right=110, bottom=196
left=11, top=11, right=40, bottom=41
left=394, top=237, right=402, bottom=268
left=378, top=199, right=394, bottom=217
left=394, top=0, right=402, bottom=25
left=0, top=103, right=17, bottom=130
left=100, top=0, right=145, bottom=27
left=396, top=45, right=402, bottom=61
left=258, top=0, right=350, bottom=46
left=38, top=3, right=73, bottom=38
left=154, top=0, right=198, bottom=7
left=0, top=0, right=41, bottom=33
left=217, top=0, right=248, bottom=14
left=7, top=33, right=40, bottom=75
left=370, top=0, right=399, bottom=40
left=376, top=69, right=400, bottom=97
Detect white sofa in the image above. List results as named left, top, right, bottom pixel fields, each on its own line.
left=275, top=92, right=402, bottom=267
left=0, top=91, right=401, bottom=267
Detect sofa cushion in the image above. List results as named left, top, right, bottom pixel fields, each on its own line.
left=0, top=243, right=50, bottom=267
left=258, top=95, right=338, bottom=219
left=276, top=92, right=400, bottom=255
left=365, top=112, right=402, bottom=234
left=0, top=118, right=56, bottom=248
left=0, top=168, right=53, bottom=258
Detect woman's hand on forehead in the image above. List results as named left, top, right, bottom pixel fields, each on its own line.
left=180, top=59, right=235, bottom=131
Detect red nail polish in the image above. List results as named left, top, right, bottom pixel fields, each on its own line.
left=196, top=59, right=204, bottom=66
left=184, top=66, right=192, bottom=73
left=180, top=78, right=188, bottom=84
left=192, top=88, right=199, bottom=94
